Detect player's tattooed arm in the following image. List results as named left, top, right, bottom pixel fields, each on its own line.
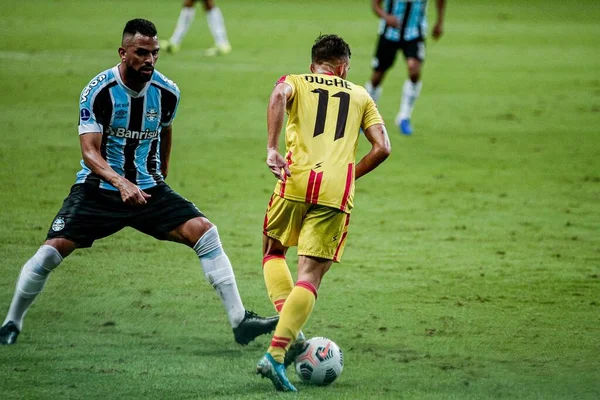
left=79, top=133, right=151, bottom=205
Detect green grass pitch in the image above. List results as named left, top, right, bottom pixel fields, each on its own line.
left=0, top=0, right=599, bottom=398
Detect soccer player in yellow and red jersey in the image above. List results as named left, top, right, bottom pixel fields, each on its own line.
left=255, top=34, right=392, bottom=392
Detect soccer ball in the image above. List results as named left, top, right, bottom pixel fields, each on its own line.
left=294, top=337, right=344, bottom=386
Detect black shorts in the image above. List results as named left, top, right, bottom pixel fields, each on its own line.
left=46, top=183, right=204, bottom=248
left=372, top=35, right=426, bottom=72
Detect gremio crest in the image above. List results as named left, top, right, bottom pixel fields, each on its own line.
left=51, top=217, right=65, bottom=232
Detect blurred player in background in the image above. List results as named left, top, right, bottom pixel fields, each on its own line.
left=256, top=34, right=391, bottom=392
left=0, top=19, right=276, bottom=346
left=365, top=0, right=447, bottom=135
left=161, top=0, right=231, bottom=56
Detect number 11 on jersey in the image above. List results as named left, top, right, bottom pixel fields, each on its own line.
left=311, top=89, right=350, bottom=141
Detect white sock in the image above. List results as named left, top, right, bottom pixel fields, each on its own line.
left=365, top=81, right=383, bottom=103
left=206, top=7, right=229, bottom=47
left=4, top=245, right=63, bottom=331
left=170, top=6, right=196, bottom=46
left=399, top=79, right=422, bottom=120
left=194, top=226, right=245, bottom=328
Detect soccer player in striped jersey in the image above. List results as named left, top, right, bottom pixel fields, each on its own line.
left=161, top=0, right=231, bottom=56
left=256, top=34, right=391, bottom=392
left=365, top=0, right=447, bottom=135
left=0, top=19, right=277, bottom=346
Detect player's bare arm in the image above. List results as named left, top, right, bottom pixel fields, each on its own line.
left=355, top=123, right=391, bottom=180
left=372, top=0, right=400, bottom=28
left=432, top=0, right=447, bottom=40
left=266, top=82, right=292, bottom=180
left=160, top=124, right=173, bottom=179
left=79, top=133, right=151, bottom=205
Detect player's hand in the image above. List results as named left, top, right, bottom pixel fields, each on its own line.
left=116, top=178, right=151, bottom=205
left=384, top=15, right=400, bottom=28
left=432, top=21, right=444, bottom=40
left=266, top=149, right=291, bottom=181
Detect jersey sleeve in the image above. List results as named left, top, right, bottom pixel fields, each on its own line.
left=278, top=75, right=297, bottom=101
left=361, top=95, right=384, bottom=130
left=155, top=72, right=181, bottom=127
left=161, top=91, right=180, bottom=127
left=78, top=72, right=109, bottom=135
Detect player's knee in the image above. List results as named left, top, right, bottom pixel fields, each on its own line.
left=17, top=245, right=63, bottom=298
left=201, top=0, right=214, bottom=11
left=193, top=225, right=222, bottom=259
left=370, top=71, right=385, bottom=88
left=374, top=64, right=392, bottom=77
left=407, top=60, right=421, bottom=81
left=263, top=237, right=286, bottom=258
left=179, top=217, right=214, bottom=247
left=44, top=238, right=78, bottom=258
left=34, top=245, right=63, bottom=273
left=193, top=226, right=235, bottom=287
left=372, top=55, right=393, bottom=75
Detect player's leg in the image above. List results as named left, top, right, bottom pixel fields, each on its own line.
left=0, top=239, right=77, bottom=345
left=1, top=183, right=123, bottom=345
left=256, top=197, right=308, bottom=391
left=261, top=195, right=313, bottom=325
left=257, top=205, right=348, bottom=392
left=269, top=256, right=330, bottom=361
left=165, top=216, right=244, bottom=327
left=161, top=0, right=198, bottom=53
left=165, top=216, right=278, bottom=345
left=262, top=235, right=307, bottom=366
left=202, top=0, right=231, bottom=56
left=257, top=255, right=331, bottom=392
left=266, top=207, right=347, bottom=363
left=263, top=238, right=293, bottom=312
left=365, top=36, right=398, bottom=103
left=133, top=184, right=277, bottom=345
left=261, top=195, right=309, bottom=362
left=396, top=39, right=425, bottom=135
left=258, top=257, right=329, bottom=392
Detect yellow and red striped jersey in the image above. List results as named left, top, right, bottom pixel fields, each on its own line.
left=273, top=73, right=383, bottom=213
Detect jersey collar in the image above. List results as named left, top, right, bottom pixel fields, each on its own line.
left=113, top=65, right=151, bottom=98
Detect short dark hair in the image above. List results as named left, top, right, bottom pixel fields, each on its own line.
left=123, top=18, right=157, bottom=40
left=311, top=34, right=351, bottom=64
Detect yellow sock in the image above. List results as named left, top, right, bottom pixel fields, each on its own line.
left=263, top=255, right=294, bottom=313
left=268, top=281, right=317, bottom=363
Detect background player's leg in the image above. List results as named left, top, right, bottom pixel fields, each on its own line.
left=397, top=57, right=423, bottom=135
left=1, top=238, right=78, bottom=345
left=203, top=0, right=231, bottom=56
left=365, top=70, right=385, bottom=103
left=163, top=0, right=197, bottom=53
left=167, top=217, right=278, bottom=345
left=366, top=36, right=397, bottom=103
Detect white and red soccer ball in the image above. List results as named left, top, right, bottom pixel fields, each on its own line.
left=294, top=337, right=344, bottom=386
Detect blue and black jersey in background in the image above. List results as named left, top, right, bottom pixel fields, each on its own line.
left=378, top=0, right=429, bottom=42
